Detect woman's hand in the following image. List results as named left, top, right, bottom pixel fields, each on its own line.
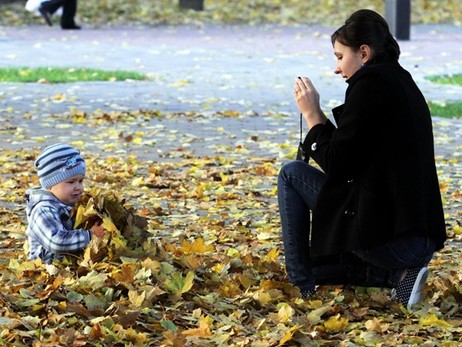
left=294, top=77, right=327, bottom=129
left=90, top=222, right=107, bottom=238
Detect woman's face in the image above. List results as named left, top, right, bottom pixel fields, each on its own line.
left=333, top=41, right=365, bottom=80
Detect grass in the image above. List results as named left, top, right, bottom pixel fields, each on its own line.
left=427, top=74, right=462, bottom=86
left=427, top=74, right=462, bottom=119
left=429, top=101, right=462, bottom=119
left=0, top=68, right=460, bottom=118
left=0, top=67, right=148, bottom=83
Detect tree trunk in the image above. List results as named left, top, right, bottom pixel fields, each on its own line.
left=179, top=0, right=204, bottom=11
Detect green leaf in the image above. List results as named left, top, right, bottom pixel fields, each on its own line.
left=66, top=291, right=84, bottom=303
left=18, top=299, right=40, bottom=307
left=164, top=271, right=195, bottom=296
left=160, top=319, right=178, bottom=332
left=76, top=270, right=108, bottom=290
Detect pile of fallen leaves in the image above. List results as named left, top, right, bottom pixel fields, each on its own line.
left=73, top=190, right=150, bottom=262
left=1, top=0, right=461, bottom=27
left=0, top=107, right=461, bottom=345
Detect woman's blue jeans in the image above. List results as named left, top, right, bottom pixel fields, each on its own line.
left=277, top=160, right=436, bottom=293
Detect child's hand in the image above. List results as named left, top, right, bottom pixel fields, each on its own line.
left=90, top=222, right=107, bottom=238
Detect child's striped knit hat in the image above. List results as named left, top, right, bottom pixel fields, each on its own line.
left=35, top=143, right=86, bottom=189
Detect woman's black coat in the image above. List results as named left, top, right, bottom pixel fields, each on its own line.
left=303, top=62, right=446, bottom=257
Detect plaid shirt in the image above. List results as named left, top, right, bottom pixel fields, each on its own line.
left=25, top=188, right=91, bottom=264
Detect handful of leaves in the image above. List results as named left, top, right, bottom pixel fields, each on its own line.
left=73, top=190, right=149, bottom=262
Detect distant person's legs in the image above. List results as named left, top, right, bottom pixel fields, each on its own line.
left=60, top=0, right=80, bottom=29
left=38, top=0, right=62, bottom=26
left=39, top=0, right=80, bottom=30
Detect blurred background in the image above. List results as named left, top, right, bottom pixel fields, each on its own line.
left=1, top=0, right=461, bottom=28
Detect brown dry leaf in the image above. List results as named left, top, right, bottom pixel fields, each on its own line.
left=0, top=101, right=461, bottom=345
left=182, top=315, right=213, bottom=337
left=365, top=317, right=389, bottom=333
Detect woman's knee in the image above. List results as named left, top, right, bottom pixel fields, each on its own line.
left=279, top=160, right=308, bottom=178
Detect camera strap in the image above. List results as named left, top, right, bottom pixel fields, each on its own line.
left=299, top=113, right=303, bottom=143
left=296, top=113, right=307, bottom=162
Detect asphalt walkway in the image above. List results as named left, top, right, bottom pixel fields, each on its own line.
left=0, top=24, right=461, bottom=158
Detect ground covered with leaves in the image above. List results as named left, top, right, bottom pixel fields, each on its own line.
left=1, top=1, right=462, bottom=345
left=0, top=107, right=461, bottom=346
left=1, top=0, right=461, bottom=27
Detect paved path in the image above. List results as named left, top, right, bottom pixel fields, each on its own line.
left=0, top=24, right=461, bottom=158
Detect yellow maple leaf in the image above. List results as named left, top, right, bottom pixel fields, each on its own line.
left=419, top=313, right=451, bottom=328
left=124, top=328, right=148, bottom=344
left=128, top=290, right=146, bottom=308
left=238, top=273, right=257, bottom=290
left=73, top=205, right=87, bottom=229
left=109, top=233, right=127, bottom=251
left=218, top=279, right=242, bottom=298
left=101, top=215, right=118, bottom=233
left=112, top=264, right=136, bottom=284
left=169, top=79, right=190, bottom=87
left=220, top=110, right=240, bottom=117
left=181, top=238, right=214, bottom=254
left=253, top=291, right=272, bottom=305
left=324, top=314, right=349, bottom=332
left=131, top=177, right=145, bottom=187
left=365, top=317, right=389, bottom=333
left=182, top=315, right=213, bottom=337
left=52, top=93, right=66, bottom=102
left=277, top=303, right=294, bottom=323
left=141, top=258, right=161, bottom=273
left=182, top=254, right=202, bottom=269
left=453, top=225, right=462, bottom=234
left=279, top=325, right=300, bottom=346
left=264, top=248, right=279, bottom=262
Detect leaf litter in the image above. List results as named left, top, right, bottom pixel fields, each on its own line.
left=0, top=108, right=461, bottom=346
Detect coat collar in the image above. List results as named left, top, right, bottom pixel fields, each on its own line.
left=346, top=61, right=401, bottom=85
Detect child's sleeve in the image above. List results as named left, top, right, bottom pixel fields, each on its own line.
left=29, top=205, right=91, bottom=253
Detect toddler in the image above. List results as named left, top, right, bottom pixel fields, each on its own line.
left=25, top=143, right=105, bottom=263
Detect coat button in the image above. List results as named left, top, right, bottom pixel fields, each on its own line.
left=311, top=142, right=317, bottom=151
left=344, top=210, right=355, bottom=217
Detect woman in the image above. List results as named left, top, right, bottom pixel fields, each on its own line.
left=277, top=9, right=446, bottom=310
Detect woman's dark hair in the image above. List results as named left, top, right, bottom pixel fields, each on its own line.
left=331, top=9, right=400, bottom=64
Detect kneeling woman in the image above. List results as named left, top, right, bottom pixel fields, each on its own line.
left=277, top=9, right=446, bottom=309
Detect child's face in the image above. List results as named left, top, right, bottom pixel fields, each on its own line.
left=49, top=174, right=85, bottom=205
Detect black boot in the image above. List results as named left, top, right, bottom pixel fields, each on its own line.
left=61, top=24, right=81, bottom=30
left=38, top=6, right=53, bottom=26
